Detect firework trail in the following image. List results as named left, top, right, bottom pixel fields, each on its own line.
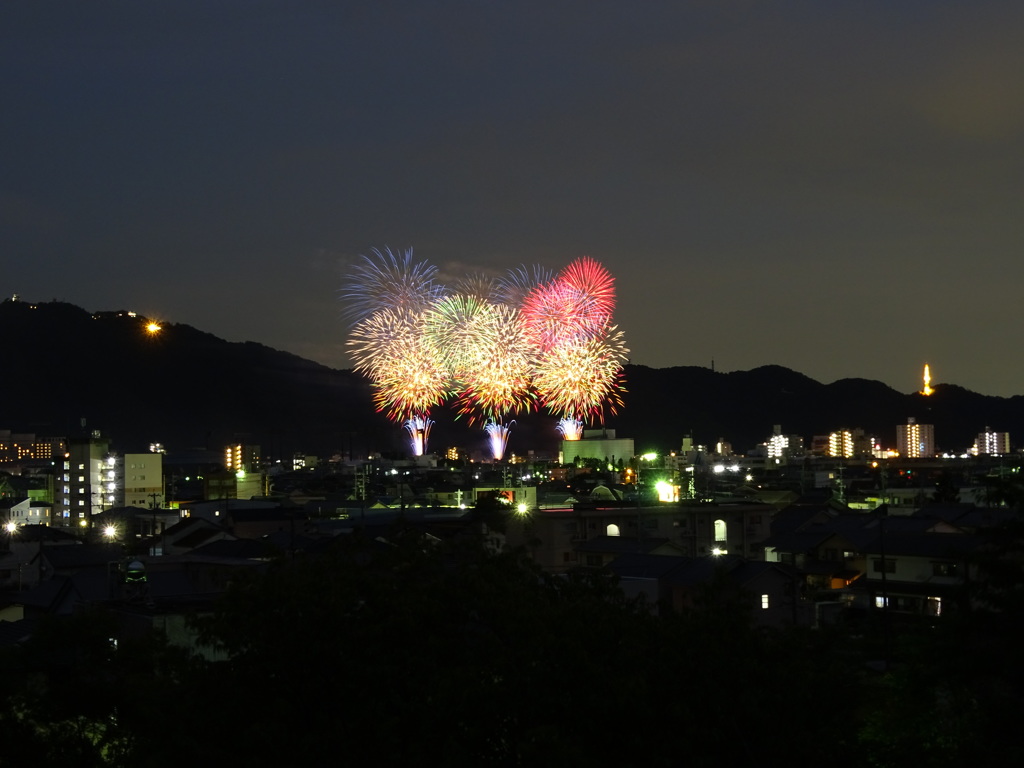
left=404, top=415, right=434, bottom=457
left=485, top=421, right=515, bottom=462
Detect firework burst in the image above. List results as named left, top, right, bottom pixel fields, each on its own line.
left=340, top=247, right=440, bottom=325
left=347, top=307, right=449, bottom=453
left=497, top=264, right=554, bottom=308
left=520, top=256, right=615, bottom=352
left=532, top=327, right=628, bottom=436
left=343, top=250, right=627, bottom=455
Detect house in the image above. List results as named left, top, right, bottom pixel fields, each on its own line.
left=575, top=535, right=684, bottom=569
left=858, top=531, right=984, bottom=619
left=605, top=552, right=803, bottom=627
left=0, top=524, right=81, bottom=590
left=155, top=516, right=234, bottom=556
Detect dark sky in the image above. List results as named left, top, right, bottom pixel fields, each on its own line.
left=4, top=1, right=1023, bottom=396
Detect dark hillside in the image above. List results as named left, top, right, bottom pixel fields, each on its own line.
left=3, top=299, right=1023, bottom=457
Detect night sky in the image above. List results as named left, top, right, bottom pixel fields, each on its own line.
left=4, top=2, right=1023, bottom=396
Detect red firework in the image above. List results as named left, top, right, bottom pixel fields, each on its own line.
left=520, top=256, right=616, bottom=351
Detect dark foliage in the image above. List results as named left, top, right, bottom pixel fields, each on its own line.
left=5, top=529, right=1024, bottom=766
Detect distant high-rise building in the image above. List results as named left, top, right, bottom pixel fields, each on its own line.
left=120, top=452, right=164, bottom=508
left=828, top=430, right=855, bottom=459
left=897, top=417, right=934, bottom=458
left=0, top=430, right=64, bottom=464
left=56, top=432, right=111, bottom=527
left=766, top=425, right=804, bottom=465
left=972, top=427, right=1010, bottom=456
left=225, top=443, right=261, bottom=473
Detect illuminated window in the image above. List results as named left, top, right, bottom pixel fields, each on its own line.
left=761, top=594, right=770, bottom=610
left=714, top=519, right=726, bottom=542
left=607, top=523, right=620, bottom=537
left=875, top=596, right=888, bottom=608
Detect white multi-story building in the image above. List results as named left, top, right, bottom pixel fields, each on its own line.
left=896, top=417, right=935, bottom=458
left=765, top=425, right=804, bottom=465
left=55, top=432, right=111, bottom=528
left=972, top=427, right=1011, bottom=456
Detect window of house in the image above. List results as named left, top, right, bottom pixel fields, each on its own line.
left=872, top=558, right=896, bottom=574
left=714, top=519, right=727, bottom=542
left=932, top=562, right=958, bottom=577
left=761, top=594, right=770, bottom=609
left=875, top=596, right=888, bottom=608
left=607, top=523, right=620, bottom=536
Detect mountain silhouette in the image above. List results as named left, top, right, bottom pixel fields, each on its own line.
left=2, top=299, right=1020, bottom=459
